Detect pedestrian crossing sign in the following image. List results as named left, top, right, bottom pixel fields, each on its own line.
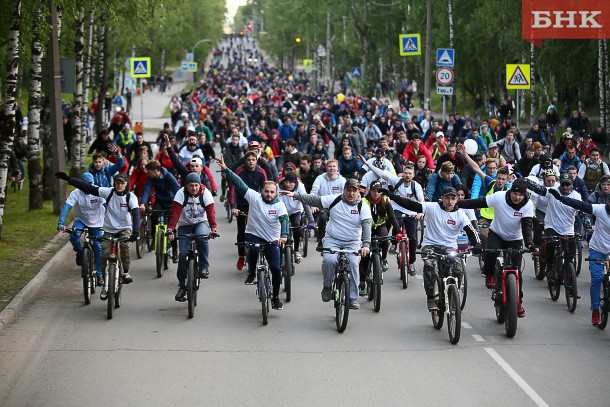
left=130, top=57, right=151, bottom=78
left=303, top=59, right=316, bottom=71
left=506, top=64, right=531, bottom=90
left=187, top=62, right=198, bottom=72
left=399, top=34, right=421, bottom=56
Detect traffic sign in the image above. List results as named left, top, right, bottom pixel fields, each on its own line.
left=187, top=62, right=198, bottom=72
left=436, top=67, right=454, bottom=86
left=506, top=64, right=531, bottom=89
left=303, top=59, right=316, bottom=71
left=436, top=48, right=455, bottom=67
left=399, top=34, right=421, bottom=56
left=186, top=53, right=194, bottom=62
left=130, top=57, right=151, bottom=78
left=181, top=60, right=188, bottom=71
left=436, top=86, right=454, bottom=96
left=351, top=67, right=362, bottom=79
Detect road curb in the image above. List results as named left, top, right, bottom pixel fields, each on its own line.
left=0, top=238, right=71, bottom=331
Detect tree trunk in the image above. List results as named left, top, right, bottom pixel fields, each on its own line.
left=160, top=48, right=165, bottom=75
left=81, top=9, right=94, bottom=162
left=604, top=40, right=610, bottom=130
left=599, top=40, right=606, bottom=130
left=113, top=50, right=118, bottom=92
left=41, top=97, right=53, bottom=201
left=27, top=1, right=43, bottom=210
left=448, top=0, right=456, bottom=112
left=0, top=0, right=22, bottom=239
left=70, top=4, right=85, bottom=178
left=530, top=43, right=536, bottom=125
left=94, top=25, right=105, bottom=132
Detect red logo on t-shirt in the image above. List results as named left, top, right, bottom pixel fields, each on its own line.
left=447, top=219, right=456, bottom=225
left=120, top=203, right=128, bottom=208
left=514, top=212, right=523, bottom=217
left=351, top=209, right=359, bottom=214
left=269, top=210, right=277, bottom=215
left=90, top=199, right=98, bottom=204
left=332, top=186, right=340, bottom=191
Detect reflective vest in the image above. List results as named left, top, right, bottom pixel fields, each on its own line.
left=480, top=180, right=508, bottom=220
left=363, top=196, right=389, bottom=228
left=118, top=130, right=134, bottom=146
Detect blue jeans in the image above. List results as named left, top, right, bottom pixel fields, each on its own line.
left=321, top=236, right=361, bottom=301
left=70, top=219, right=103, bottom=276
left=176, top=222, right=210, bottom=288
left=245, top=233, right=281, bottom=298
left=589, top=248, right=609, bottom=311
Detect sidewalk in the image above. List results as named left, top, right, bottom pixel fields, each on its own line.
left=131, top=81, right=186, bottom=142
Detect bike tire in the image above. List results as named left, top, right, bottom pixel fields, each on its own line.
left=284, top=247, right=293, bottom=303
left=187, top=258, right=195, bottom=319
left=599, top=278, right=609, bottom=330
left=226, top=202, right=233, bottom=223
left=366, top=260, right=374, bottom=301
left=373, top=254, right=382, bottom=312
left=459, top=265, right=468, bottom=311
left=88, top=249, right=96, bottom=295
left=533, top=254, right=545, bottom=280
left=107, top=263, right=116, bottom=320
left=399, top=242, right=408, bottom=289
left=494, top=261, right=505, bottom=324
left=564, top=261, right=577, bottom=313
left=478, top=253, right=485, bottom=272
left=431, top=275, right=444, bottom=329
left=82, top=247, right=91, bottom=305
left=336, top=274, right=350, bottom=333
left=548, top=262, right=561, bottom=302
left=258, top=268, right=268, bottom=326
left=505, top=273, right=518, bottom=338
left=155, top=232, right=163, bottom=278
left=576, top=239, right=582, bottom=277
left=417, top=218, right=425, bottom=249
left=146, top=217, right=153, bottom=252
left=301, top=227, right=308, bottom=258
left=447, top=284, right=461, bottom=344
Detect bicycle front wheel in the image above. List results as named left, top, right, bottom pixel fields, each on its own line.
left=459, top=267, right=468, bottom=311
left=399, top=242, right=408, bottom=289
left=417, top=218, right=425, bottom=248
left=155, top=232, right=164, bottom=278
left=372, top=254, right=382, bottom=312
left=599, top=277, right=609, bottom=330
left=301, top=227, right=308, bottom=258
left=533, top=253, right=545, bottom=280
left=82, top=247, right=92, bottom=305
left=447, top=284, right=461, bottom=344
left=336, top=274, right=350, bottom=333
left=548, top=260, right=561, bottom=301
left=431, top=275, right=444, bottom=329
left=576, top=239, right=582, bottom=277
left=226, top=202, right=233, bottom=223
left=505, top=273, right=518, bottom=338
left=187, top=258, right=195, bottom=319
left=258, top=268, right=268, bottom=326
left=284, top=246, right=293, bottom=303
left=564, top=261, right=577, bottom=313
left=107, top=263, right=116, bottom=320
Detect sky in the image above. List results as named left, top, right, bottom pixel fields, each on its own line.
left=225, top=0, right=249, bottom=30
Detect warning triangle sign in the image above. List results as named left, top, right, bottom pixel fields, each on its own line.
left=404, top=39, right=417, bottom=52
left=439, top=50, right=452, bottom=64
left=134, top=61, right=148, bottom=75
left=508, top=66, right=528, bottom=86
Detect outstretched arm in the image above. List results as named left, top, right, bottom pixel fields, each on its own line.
left=383, top=190, right=423, bottom=213
left=457, top=144, right=486, bottom=180
left=548, top=188, right=593, bottom=214
left=457, top=197, right=489, bottom=210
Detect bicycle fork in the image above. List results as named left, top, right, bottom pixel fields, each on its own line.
left=491, top=269, right=520, bottom=306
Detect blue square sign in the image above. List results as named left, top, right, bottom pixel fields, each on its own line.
left=399, top=34, right=421, bottom=56
left=351, top=67, right=362, bottom=79
left=436, top=48, right=455, bottom=67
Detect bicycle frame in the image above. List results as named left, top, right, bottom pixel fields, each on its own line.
left=154, top=211, right=169, bottom=255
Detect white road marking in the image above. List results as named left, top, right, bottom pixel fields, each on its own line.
left=471, top=334, right=485, bottom=342
left=484, top=348, right=550, bottom=407
left=461, top=322, right=472, bottom=329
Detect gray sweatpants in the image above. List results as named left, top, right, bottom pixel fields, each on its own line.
left=321, top=236, right=361, bottom=301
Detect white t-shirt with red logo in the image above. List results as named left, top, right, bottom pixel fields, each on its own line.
left=322, top=194, right=372, bottom=242
left=98, top=187, right=139, bottom=233
left=311, top=173, right=346, bottom=196
left=66, top=189, right=105, bottom=228
left=244, top=189, right=288, bottom=242
left=420, top=202, right=470, bottom=248
left=487, top=191, right=534, bottom=241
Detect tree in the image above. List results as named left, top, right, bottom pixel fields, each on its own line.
left=27, top=0, right=43, bottom=210
left=69, top=2, right=85, bottom=178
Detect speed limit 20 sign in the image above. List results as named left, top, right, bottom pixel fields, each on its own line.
left=436, top=67, right=454, bottom=86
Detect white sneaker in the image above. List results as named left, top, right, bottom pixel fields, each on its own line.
left=294, top=252, right=302, bottom=264
left=408, top=264, right=416, bottom=276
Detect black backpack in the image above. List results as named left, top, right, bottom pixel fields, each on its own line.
left=328, top=195, right=362, bottom=215
left=106, top=189, right=136, bottom=211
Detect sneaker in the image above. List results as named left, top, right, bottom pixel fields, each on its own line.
left=294, top=252, right=302, bottom=264
left=237, top=256, right=246, bottom=271
left=485, top=275, right=494, bottom=289
left=358, top=283, right=366, bottom=297
left=122, top=272, right=133, bottom=284
left=321, top=286, right=332, bottom=302
left=272, top=297, right=284, bottom=310
left=244, top=273, right=256, bottom=285
left=316, top=241, right=323, bottom=252
left=592, top=310, right=601, bottom=326
left=97, top=275, right=104, bottom=287
left=349, top=300, right=360, bottom=309
left=518, top=303, right=526, bottom=318
left=175, top=288, right=187, bottom=302
left=408, top=263, right=416, bottom=276
left=199, top=269, right=209, bottom=279
left=389, top=243, right=397, bottom=255
left=382, top=259, right=389, bottom=271
left=172, top=250, right=178, bottom=264
left=75, top=252, right=83, bottom=267
left=427, top=298, right=438, bottom=311
left=100, top=289, right=108, bottom=301
left=219, top=193, right=225, bottom=202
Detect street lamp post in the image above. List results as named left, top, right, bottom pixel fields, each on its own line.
left=191, top=39, right=212, bottom=79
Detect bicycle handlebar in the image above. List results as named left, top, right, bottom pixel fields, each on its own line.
left=482, top=248, right=531, bottom=254
left=177, top=232, right=220, bottom=240
left=317, top=247, right=361, bottom=256
left=235, top=241, right=279, bottom=248
left=89, top=235, right=131, bottom=243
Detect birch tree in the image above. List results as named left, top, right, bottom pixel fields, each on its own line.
left=70, top=2, right=85, bottom=177
left=80, top=9, right=94, bottom=166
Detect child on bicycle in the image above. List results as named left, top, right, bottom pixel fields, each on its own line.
left=166, top=173, right=218, bottom=302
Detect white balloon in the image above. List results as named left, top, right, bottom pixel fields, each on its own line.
left=464, top=139, right=478, bottom=155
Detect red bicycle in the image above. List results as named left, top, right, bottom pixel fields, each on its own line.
left=396, top=214, right=417, bottom=289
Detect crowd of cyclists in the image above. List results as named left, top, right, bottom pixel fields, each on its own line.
left=54, top=33, right=610, bottom=329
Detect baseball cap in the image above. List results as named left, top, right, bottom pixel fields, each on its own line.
left=181, top=112, right=189, bottom=118
left=81, top=172, right=94, bottom=183
left=563, top=131, right=573, bottom=139
left=488, top=142, right=498, bottom=149
left=436, top=131, right=445, bottom=138
left=442, top=187, right=458, bottom=197
left=248, top=141, right=260, bottom=150
left=345, top=178, right=359, bottom=189
left=308, top=124, right=317, bottom=130
left=284, top=172, right=298, bottom=183
left=369, top=180, right=383, bottom=191
left=559, top=173, right=573, bottom=185
left=190, top=157, right=203, bottom=166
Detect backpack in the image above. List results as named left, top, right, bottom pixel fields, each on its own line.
left=328, top=195, right=362, bottom=216
left=584, top=162, right=603, bottom=192
left=106, top=189, right=136, bottom=211
left=182, top=189, right=207, bottom=208
left=390, top=178, right=424, bottom=202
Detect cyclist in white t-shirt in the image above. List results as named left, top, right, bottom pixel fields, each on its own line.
left=278, top=171, right=314, bottom=263
left=310, top=159, right=346, bottom=250
left=166, top=172, right=218, bottom=302
left=217, top=157, right=289, bottom=311
left=282, top=178, right=372, bottom=310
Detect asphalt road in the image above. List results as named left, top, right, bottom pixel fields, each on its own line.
left=0, top=171, right=608, bottom=406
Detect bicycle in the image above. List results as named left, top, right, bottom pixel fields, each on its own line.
left=90, top=234, right=131, bottom=320
left=152, top=209, right=171, bottom=278
left=397, top=213, right=417, bottom=289
left=298, top=215, right=309, bottom=258
left=280, top=230, right=296, bottom=303
left=319, top=247, right=360, bottom=333
left=585, top=255, right=610, bottom=329
left=417, top=248, right=467, bottom=344
left=64, top=227, right=97, bottom=305
left=476, top=222, right=490, bottom=271
left=484, top=248, right=531, bottom=338
left=135, top=208, right=152, bottom=259
left=366, top=235, right=393, bottom=312
left=177, top=232, right=219, bottom=318
left=543, top=235, right=579, bottom=312
left=237, top=241, right=277, bottom=326
left=416, top=216, right=425, bottom=249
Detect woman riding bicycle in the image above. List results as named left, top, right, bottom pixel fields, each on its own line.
left=166, top=173, right=218, bottom=302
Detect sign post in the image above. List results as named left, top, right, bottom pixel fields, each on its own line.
left=506, top=64, right=531, bottom=127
